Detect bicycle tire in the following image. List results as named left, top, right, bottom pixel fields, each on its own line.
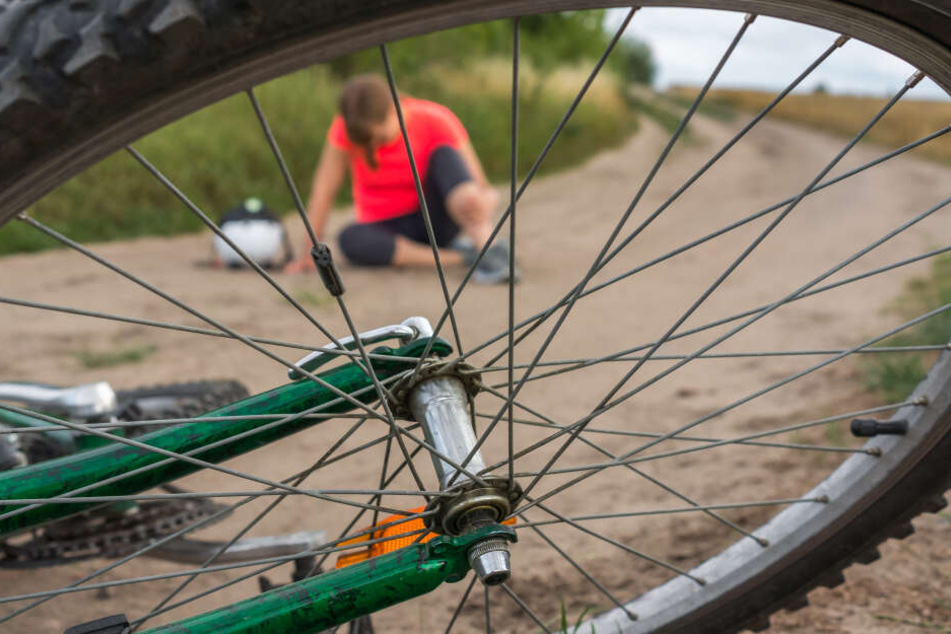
left=0, top=2, right=947, bottom=633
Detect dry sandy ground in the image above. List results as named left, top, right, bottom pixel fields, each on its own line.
left=0, top=112, right=948, bottom=634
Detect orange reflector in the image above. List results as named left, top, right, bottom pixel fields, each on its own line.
left=335, top=506, right=515, bottom=568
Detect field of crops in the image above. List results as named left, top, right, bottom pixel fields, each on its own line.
left=669, top=86, right=951, bottom=164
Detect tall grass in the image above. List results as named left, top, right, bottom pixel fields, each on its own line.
left=0, top=57, right=637, bottom=256
left=864, top=255, right=951, bottom=402
left=669, top=87, right=951, bottom=164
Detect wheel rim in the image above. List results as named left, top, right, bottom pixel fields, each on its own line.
left=0, top=2, right=948, bottom=633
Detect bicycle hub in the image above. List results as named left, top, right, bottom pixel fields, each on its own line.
left=399, top=363, right=521, bottom=585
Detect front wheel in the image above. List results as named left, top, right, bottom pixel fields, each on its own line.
left=0, top=1, right=948, bottom=633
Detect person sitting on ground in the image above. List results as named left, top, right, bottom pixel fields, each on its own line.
left=283, top=74, right=514, bottom=283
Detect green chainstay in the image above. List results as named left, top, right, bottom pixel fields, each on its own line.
left=140, top=525, right=517, bottom=634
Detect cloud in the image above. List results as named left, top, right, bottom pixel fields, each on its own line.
left=608, top=8, right=948, bottom=100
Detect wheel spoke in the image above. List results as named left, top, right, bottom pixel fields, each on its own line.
left=479, top=386, right=764, bottom=545
left=507, top=16, right=520, bottom=490
left=14, top=214, right=389, bottom=423
left=379, top=43, right=464, bottom=355
left=594, top=71, right=929, bottom=413
left=0, top=412, right=369, bottom=435
left=499, top=243, right=951, bottom=388
left=132, top=412, right=376, bottom=631
left=468, top=15, right=757, bottom=495
left=0, top=402, right=409, bottom=517
left=481, top=343, right=951, bottom=386
left=462, top=125, right=951, bottom=365
left=412, top=7, right=639, bottom=367
left=443, top=576, right=478, bottom=634
left=0, top=522, right=434, bottom=606
left=481, top=28, right=847, bottom=368
left=520, top=511, right=637, bottom=620
left=308, top=442, right=427, bottom=575
left=595, top=192, right=950, bottom=422
left=514, top=299, right=944, bottom=511
left=513, top=399, right=915, bottom=479
left=0, top=416, right=397, bottom=625
left=475, top=386, right=886, bottom=476
left=515, top=497, right=828, bottom=529
left=0, top=376, right=406, bottom=525
left=519, top=123, right=941, bottom=502
left=529, top=496, right=705, bottom=585
left=500, top=584, right=554, bottom=634
left=371, top=429, right=395, bottom=528
left=489, top=410, right=870, bottom=456
left=0, top=295, right=423, bottom=365
left=246, top=88, right=318, bottom=247
left=332, top=296, right=431, bottom=495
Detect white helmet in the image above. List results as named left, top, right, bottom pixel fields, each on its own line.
left=213, top=198, right=292, bottom=269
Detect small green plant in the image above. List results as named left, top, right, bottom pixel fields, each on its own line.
left=553, top=601, right=595, bottom=634
left=291, top=289, right=332, bottom=308
left=73, top=344, right=157, bottom=369
left=863, top=254, right=951, bottom=402
left=823, top=421, right=847, bottom=448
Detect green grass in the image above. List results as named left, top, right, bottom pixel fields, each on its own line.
left=863, top=254, right=951, bottom=402
left=0, top=54, right=638, bottom=256
left=291, top=289, right=333, bottom=308
left=554, top=601, right=596, bottom=634
left=73, top=344, right=157, bottom=370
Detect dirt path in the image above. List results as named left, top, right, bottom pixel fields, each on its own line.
left=0, top=113, right=948, bottom=633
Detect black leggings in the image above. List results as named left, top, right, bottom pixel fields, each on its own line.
left=338, top=145, right=471, bottom=266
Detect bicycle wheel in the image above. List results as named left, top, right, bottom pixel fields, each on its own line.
left=0, top=1, right=948, bottom=633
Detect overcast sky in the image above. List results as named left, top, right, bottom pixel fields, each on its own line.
left=607, top=7, right=948, bottom=100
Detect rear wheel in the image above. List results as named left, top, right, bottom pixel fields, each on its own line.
left=0, top=1, right=948, bottom=633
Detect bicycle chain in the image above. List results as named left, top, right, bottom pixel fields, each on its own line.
left=0, top=496, right=228, bottom=568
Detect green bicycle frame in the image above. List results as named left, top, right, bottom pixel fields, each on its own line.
left=0, top=337, right=451, bottom=536
left=140, top=524, right=516, bottom=634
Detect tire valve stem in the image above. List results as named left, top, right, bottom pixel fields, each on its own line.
left=850, top=418, right=908, bottom=437
left=311, top=243, right=345, bottom=297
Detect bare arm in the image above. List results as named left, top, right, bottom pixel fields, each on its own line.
left=457, top=140, right=490, bottom=189
left=304, top=142, right=349, bottom=240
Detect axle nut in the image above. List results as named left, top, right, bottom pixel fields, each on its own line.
left=468, top=537, right=511, bottom=586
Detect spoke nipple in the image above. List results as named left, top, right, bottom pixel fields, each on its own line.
left=914, top=395, right=930, bottom=406
left=310, top=243, right=345, bottom=297
left=866, top=447, right=883, bottom=457
left=695, top=576, right=707, bottom=586
left=817, top=495, right=830, bottom=503
left=743, top=13, right=757, bottom=24
left=906, top=71, right=926, bottom=88
left=624, top=609, right=638, bottom=621
left=756, top=537, right=770, bottom=547
left=834, top=34, right=850, bottom=47
left=15, top=211, right=27, bottom=221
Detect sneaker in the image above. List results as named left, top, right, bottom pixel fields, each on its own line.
left=475, top=241, right=520, bottom=285
left=451, top=237, right=520, bottom=284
